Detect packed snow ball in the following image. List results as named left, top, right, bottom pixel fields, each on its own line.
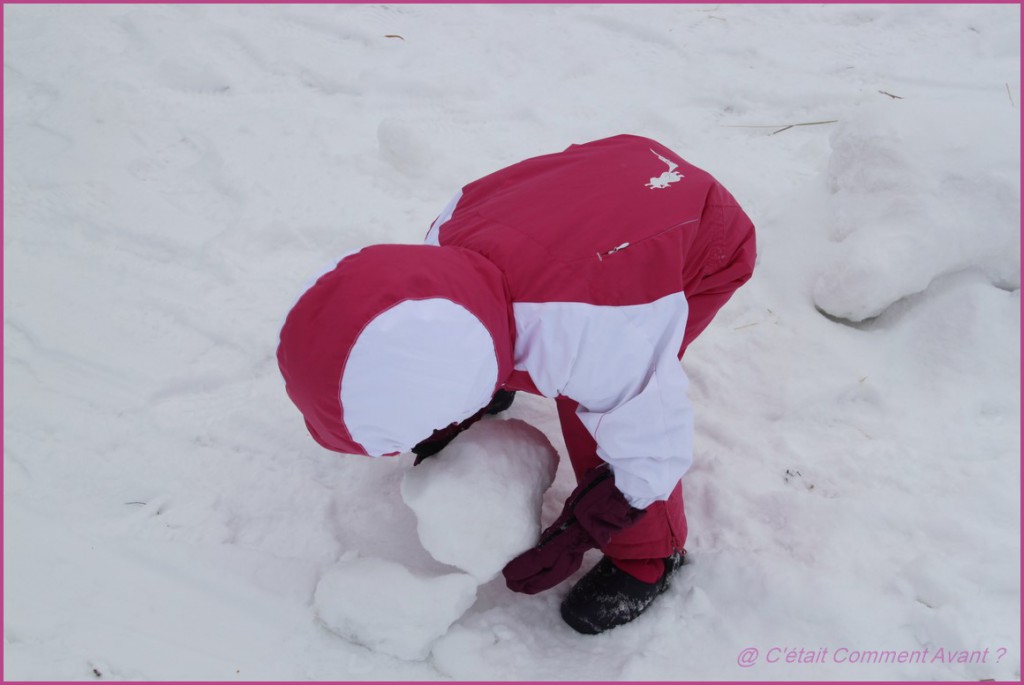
left=401, top=419, right=558, bottom=582
left=313, top=554, right=477, bottom=661
left=812, top=100, right=1020, bottom=322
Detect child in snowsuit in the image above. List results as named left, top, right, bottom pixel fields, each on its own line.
left=277, top=134, right=756, bottom=634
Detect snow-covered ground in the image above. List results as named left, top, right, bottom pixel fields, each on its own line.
left=4, top=4, right=1020, bottom=681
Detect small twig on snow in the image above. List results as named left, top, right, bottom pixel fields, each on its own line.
left=769, top=120, right=839, bottom=135
left=852, top=425, right=873, bottom=440
left=1007, top=83, right=1015, bottom=108
left=722, top=120, right=839, bottom=136
left=879, top=90, right=903, bottom=100
left=384, top=34, right=405, bottom=41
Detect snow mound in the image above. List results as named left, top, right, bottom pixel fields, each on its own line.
left=400, top=419, right=558, bottom=582
left=313, top=555, right=477, bottom=661
left=813, top=99, right=1020, bottom=322
left=377, top=119, right=439, bottom=178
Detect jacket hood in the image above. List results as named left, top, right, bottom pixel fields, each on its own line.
left=277, top=244, right=514, bottom=457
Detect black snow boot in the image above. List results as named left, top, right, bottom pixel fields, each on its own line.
left=560, top=552, right=685, bottom=635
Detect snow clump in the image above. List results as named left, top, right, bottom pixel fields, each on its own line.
left=401, top=418, right=558, bottom=582
left=313, top=554, right=477, bottom=661
left=813, top=99, right=1019, bottom=322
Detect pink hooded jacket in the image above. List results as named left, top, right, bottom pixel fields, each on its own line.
left=277, top=135, right=756, bottom=509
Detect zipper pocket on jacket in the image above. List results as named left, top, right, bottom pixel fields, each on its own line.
left=594, top=217, right=700, bottom=262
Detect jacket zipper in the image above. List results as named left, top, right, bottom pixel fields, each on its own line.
left=595, top=217, right=700, bottom=262
left=596, top=243, right=630, bottom=261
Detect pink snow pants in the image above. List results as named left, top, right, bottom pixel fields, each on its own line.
left=556, top=223, right=757, bottom=567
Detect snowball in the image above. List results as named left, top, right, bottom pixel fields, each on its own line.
left=313, top=555, right=477, bottom=661
left=400, top=419, right=558, bottom=582
left=813, top=99, right=1020, bottom=322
